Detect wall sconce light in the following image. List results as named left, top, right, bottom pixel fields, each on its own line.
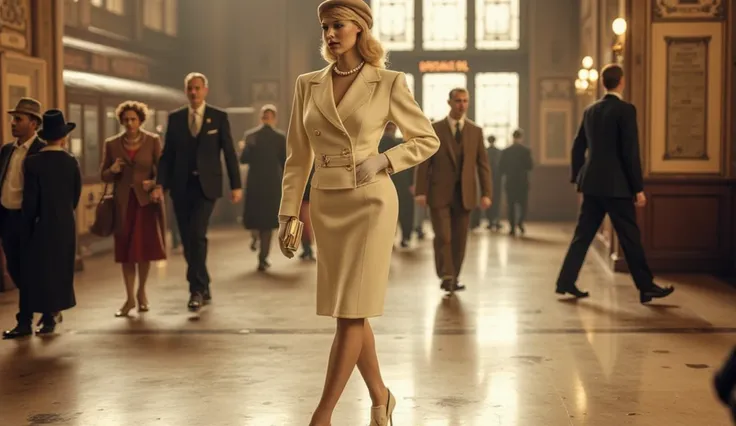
left=612, top=18, right=627, bottom=63
left=575, top=56, right=598, bottom=95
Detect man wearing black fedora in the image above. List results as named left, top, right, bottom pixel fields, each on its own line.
left=0, top=97, right=46, bottom=339
left=19, top=109, right=81, bottom=336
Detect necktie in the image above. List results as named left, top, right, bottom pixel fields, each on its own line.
left=190, top=112, right=198, bottom=136
left=455, top=122, right=462, bottom=144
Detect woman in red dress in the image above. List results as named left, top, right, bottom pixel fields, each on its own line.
left=100, top=101, right=166, bottom=317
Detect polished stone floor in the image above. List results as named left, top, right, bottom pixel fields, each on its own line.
left=0, top=223, right=735, bottom=426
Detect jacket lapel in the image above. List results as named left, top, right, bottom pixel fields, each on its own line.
left=29, top=137, right=46, bottom=155
left=310, top=66, right=345, bottom=133
left=460, top=123, right=472, bottom=158
left=440, top=119, right=457, bottom=168
left=197, top=106, right=212, bottom=140
left=336, top=64, right=379, bottom=122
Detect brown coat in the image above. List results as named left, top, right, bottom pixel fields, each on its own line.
left=100, top=130, right=165, bottom=237
left=414, top=118, right=493, bottom=210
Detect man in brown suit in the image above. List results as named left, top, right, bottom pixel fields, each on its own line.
left=415, top=88, right=493, bottom=293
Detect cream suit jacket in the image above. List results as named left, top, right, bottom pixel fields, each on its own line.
left=279, top=63, right=440, bottom=218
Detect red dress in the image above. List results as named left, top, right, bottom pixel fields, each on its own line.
left=114, top=148, right=167, bottom=263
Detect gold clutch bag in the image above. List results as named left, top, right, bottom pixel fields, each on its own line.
left=281, top=217, right=304, bottom=252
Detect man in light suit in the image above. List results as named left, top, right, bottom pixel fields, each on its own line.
left=415, top=88, right=493, bottom=293
left=556, top=64, right=674, bottom=303
left=153, top=72, right=242, bottom=312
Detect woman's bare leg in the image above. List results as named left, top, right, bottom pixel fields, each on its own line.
left=116, top=263, right=136, bottom=316
left=356, top=319, right=389, bottom=406
left=137, top=261, right=151, bottom=307
left=310, top=318, right=365, bottom=425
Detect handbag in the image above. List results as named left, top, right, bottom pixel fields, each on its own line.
left=280, top=216, right=304, bottom=253
left=89, top=183, right=115, bottom=237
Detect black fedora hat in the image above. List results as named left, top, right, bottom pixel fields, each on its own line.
left=37, top=109, right=76, bottom=141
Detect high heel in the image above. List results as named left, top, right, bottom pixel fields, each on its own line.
left=115, top=301, right=136, bottom=317
left=369, top=388, right=395, bottom=426
left=137, top=293, right=150, bottom=312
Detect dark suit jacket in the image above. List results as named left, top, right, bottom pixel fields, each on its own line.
left=157, top=104, right=241, bottom=200
left=572, top=94, right=644, bottom=198
left=487, top=146, right=502, bottom=187
left=414, top=118, right=492, bottom=210
left=379, top=135, right=413, bottom=189
left=499, top=143, right=533, bottom=193
left=240, top=124, right=286, bottom=229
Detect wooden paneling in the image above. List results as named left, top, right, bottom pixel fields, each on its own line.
left=611, top=178, right=734, bottom=274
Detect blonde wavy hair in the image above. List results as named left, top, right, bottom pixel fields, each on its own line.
left=319, top=6, right=387, bottom=69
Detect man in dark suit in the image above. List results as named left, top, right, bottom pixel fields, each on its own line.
left=154, top=72, right=242, bottom=312
left=471, top=135, right=503, bottom=231
left=415, top=88, right=493, bottom=293
left=0, top=98, right=46, bottom=339
left=499, top=129, right=533, bottom=236
left=379, top=122, right=414, bottom=248
left=486, top=135, right=503, bottom=230
left=555, top=64, right=674, bottom=303
left=240, top=104, right=286, bottom=271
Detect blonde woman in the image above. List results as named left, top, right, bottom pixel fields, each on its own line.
left=277, top=1, right=440, bottom=425
left=101, top=101, right=166, bottom=317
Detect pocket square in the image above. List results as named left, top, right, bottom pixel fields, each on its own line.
left=207, top=129, right=218, bottom=135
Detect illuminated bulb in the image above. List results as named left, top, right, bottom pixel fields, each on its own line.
left=578, top=69, right=589, bottom=81
left=589, top=69, right=599, bottom=81
left=575, top=79, right=585, bottom=90
left=580, top=80, right=589, bottom=90
left=582, top=56, right=594, bottom=69
left=612, top=18, right=627, bottom=36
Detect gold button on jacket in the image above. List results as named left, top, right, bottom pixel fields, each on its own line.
left=279, top=63, right=440, bottom=318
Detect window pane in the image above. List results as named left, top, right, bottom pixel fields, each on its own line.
left=156, top=110, right=168, bottom=136
left=474, top=72, right=519, bottom=149
left=106, top=0, right=125, bottom=15
left=165, top=0, right=178, bottom=36
left=372, top=0, right=414, bottom=51
left=83, top=105, right=100, bottom=178
left=476, top=0, right=520, bottom=50
left=422, top=73, right=467, bottom=122
left=144, top=0, right=164, bottom=31
left=423, top=0, right=467, bottom=50
left=143, top=108, right=156, bottom=131
left=105, top=106, right=119, bottom=139
left=68, top=103, right=83, bottom=158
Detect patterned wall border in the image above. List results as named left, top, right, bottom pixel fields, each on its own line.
left=652, top=0, right=727, bottom=22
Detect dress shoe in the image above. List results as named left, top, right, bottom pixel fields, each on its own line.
left=640, top=284, right=674, bottom=303
left=2, top=324, right=32, bottom=340
left=555, top=285, right=590, bottom=298
left=36, top=313, right=62, bottom=336
left=188, top=293, right=204, bottom=312
left=370, top=388, right=396, bottom=426
left=440, top=278, right=453, bottom=291
left=400, top=240, right=409, bottom=248
left=452, top=280, right=466, bottom=292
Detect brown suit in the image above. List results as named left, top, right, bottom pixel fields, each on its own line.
left=415, top=118, right=492, bottom=280
left=101, top=130, right=166, bottom=240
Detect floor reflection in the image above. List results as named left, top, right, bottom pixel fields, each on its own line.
left=0, top=224, right=733, bottom=425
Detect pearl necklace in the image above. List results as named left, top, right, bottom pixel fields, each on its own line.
left=333, top=61, right=365, bottom=76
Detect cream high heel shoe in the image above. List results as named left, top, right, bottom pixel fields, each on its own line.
left=369, top=388, right=395, bottom=426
